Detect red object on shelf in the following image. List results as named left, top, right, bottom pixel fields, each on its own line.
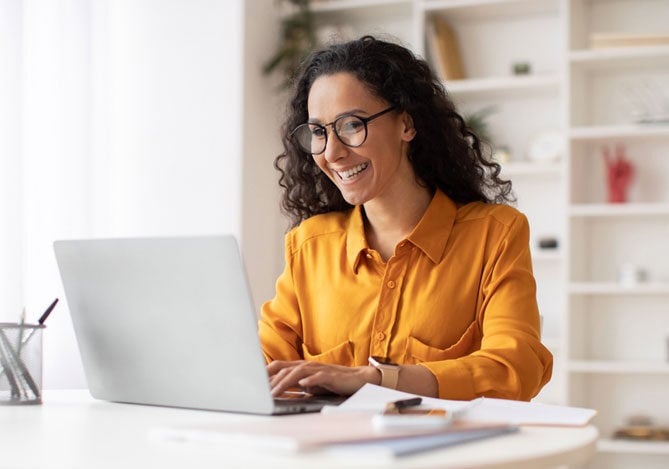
left=603, top=144, right=634, bottom=203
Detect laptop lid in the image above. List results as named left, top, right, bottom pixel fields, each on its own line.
left=54, top=235, right=326, bottom=415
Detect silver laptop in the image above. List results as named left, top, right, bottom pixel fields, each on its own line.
left=54, top=235, right=342, bottom=415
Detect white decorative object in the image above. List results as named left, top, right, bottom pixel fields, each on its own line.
left=527, top=129, right=563, bottom=163
left=617, top=263, right=647, bottom=287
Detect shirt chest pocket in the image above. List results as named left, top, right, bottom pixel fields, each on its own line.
left=301, top=340, right=355, bottom=366
left=404, top=321, right=481, bottom=364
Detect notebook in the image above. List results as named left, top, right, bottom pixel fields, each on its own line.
left=53, top=235, right=343, bottom=415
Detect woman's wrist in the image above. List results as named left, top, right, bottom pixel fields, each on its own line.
left=362, top=364, right=382, bottom=386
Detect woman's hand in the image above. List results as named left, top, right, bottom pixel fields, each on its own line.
left=267, top=360, right=380, bottom=397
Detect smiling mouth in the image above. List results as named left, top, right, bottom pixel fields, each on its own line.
left=336, top=163, right=369, bottom=180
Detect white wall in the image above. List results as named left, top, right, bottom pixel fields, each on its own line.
left=103, top=0, right=244, bottom=239
left=1, top=0, right=254, bottom=389
left=0, top=0, right=23, bottom=319
left=241, top=0, right=287, bottom=311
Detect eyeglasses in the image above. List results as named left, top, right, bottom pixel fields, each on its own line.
left=290, top=105, right=397, bottom=155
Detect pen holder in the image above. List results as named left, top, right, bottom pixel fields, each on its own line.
left=0, top=322, right=44, bottom=405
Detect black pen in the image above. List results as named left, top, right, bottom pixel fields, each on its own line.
left=38, top=298, right=59, bottom=325
left=20, top=298, right=59, bottom=348
left=384, top=397, right=422, bottom=413
left=393, top=397, right=422, bottom=408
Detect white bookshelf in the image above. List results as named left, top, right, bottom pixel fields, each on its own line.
left=444, top=75, right=560, bottom=96
left=304, top=1, right=669, bottom=466
left=598, top=439, right=669, bottom=455
left=569, top=361, right=669, bottom=375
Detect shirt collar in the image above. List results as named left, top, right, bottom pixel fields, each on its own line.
left=346, top=190, right=457, bottom=272
left=406, top=190, right=457, bottom=264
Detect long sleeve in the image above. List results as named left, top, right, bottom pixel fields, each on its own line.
left=257, top=192, right=553, bottom=401
left=417, top=213, right=553, bottom=401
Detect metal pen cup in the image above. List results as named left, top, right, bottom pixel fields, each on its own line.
left=0, top=322, right=44, bottom=405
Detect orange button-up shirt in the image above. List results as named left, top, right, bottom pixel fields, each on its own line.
left=259, top=190, right=553, bottom=401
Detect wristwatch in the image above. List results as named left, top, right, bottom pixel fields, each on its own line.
left=368, top=356, right=400, bottom=389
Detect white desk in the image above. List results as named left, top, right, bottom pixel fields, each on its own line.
left=1, top=390, right=597, bottom=469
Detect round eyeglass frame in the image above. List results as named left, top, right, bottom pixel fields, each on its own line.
left=290, top=105, right=397, bottom=155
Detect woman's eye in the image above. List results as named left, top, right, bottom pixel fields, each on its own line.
left=311, top=127, right=326, bottom=138
left=340, top=118, right=364, bottom=134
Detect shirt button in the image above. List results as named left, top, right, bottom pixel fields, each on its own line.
left=376, top=332, right=386, bottom=341
left=366, top=252, right=373, bottom=259
left=387, top=280, right=396, bottom=289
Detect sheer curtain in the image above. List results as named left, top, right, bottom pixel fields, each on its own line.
left=0, top=0, right=244, bottom=388
left=0, top=0, right=93, bottom=388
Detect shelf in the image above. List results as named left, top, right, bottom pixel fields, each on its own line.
left=569, top=282, right=669, bottom=295
left=570, top=125, right=669, bottom=141
left=531, top=249, right=562, bottom=262
left=445, top=75, right=560, bottom=97
left=569, top=45, right=669, bottom=69
left=500, top=161, right=562, bottom=177
left=423, top=0, right=558, bottom=18
left=598, top=438, right=669, bottom=455
left=310, top=0, right=412, bottom=12
left=568, top=360, right=669, bottom=374
left=569, top=203, right=669, bottom=217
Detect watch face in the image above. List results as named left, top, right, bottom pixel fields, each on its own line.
left=371, top=356, right=397, bottom=366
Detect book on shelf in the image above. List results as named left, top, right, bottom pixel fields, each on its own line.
left=590, top=32, right=669, bottom=49
left=426, top=16, right=465, bottom=81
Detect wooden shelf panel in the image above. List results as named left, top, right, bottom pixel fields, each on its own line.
left=568, top=282, right=669, bottom=295
left=445, top=74, right=560, bottom=96
left=568, top=360, right=669, bottom=374
left=531, top=249, right=562, bottom=262
left=423, top=0, right=558, bottom=18
left=570, top=125, right=669, bottom=141
left=568, top=203, right=669, bottom=217
left=569, top=45, right=669, bottom=69
left=598, top=438, right=669, bottom=455
left=310, top=0, right=411, bottom=12
left=500, top=161, right=562, bottom=177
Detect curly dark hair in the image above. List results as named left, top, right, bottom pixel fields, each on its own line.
left=275, top=35, right=514, bottom=228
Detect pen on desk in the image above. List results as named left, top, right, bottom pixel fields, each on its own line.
left=384, top=397, right=422, bottom=414
left=392, top=397, right=423, bottom=408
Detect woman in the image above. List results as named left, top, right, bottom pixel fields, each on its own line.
left=260, top=35, right=552, bottom=401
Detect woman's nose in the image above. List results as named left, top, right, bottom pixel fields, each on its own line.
left=323, top=130, right=347, bottom=163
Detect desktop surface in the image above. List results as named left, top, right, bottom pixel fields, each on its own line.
left=0, top=390, right=598, bottom=469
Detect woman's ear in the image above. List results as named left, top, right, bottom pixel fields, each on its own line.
left=400, top=112, right=417, bottom=142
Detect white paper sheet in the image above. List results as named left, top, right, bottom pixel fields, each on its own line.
left=324, top=384, right=596, bottom=427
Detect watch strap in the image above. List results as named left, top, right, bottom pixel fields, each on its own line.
left=378, top=364, right=399, bottom=389
left=369, top=357, right=400, bottom=390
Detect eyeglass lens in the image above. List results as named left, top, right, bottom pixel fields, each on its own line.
left=294, top=115, right=367, bottom=155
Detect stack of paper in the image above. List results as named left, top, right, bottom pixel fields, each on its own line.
left=152, top=384, right=596, bottom=459
left=153, top=412, right=516, bottom=458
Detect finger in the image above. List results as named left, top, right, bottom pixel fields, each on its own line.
left=270, top=363, right=321, bottom=397
left=298, top=368, right=366, bottom=396
left=269, top=364, right=299, bottom=387
left=265, top=360, right=300, bottom=375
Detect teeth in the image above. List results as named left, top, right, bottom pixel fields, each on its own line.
left=338, top=163, right=368, bottom=180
